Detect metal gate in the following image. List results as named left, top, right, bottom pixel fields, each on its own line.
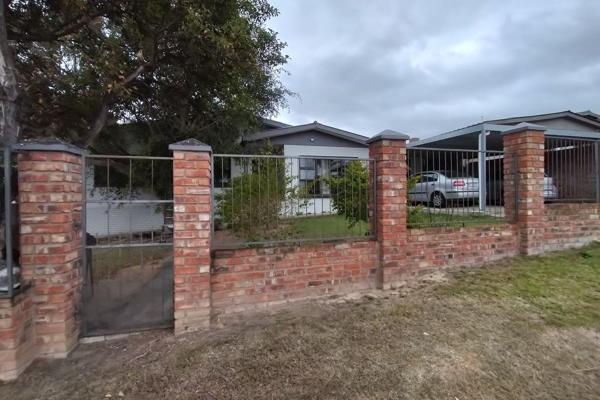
left=81, top=154, right=174, bottom=336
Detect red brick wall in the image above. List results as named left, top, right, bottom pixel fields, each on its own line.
left=369, top=138, right=408, bottom=288
left=406, top=224, right=519, bottom=274
left=545, top=203, right=600, bottom=251
left=503, top=129, right=546, bottom=255
left=172, top=150, right=212, bottom=334
left=211, top=240, right=377, bottom=316
left=17, top=151, right=83, bottom=357
left=0, top=288, right=36, bottom=381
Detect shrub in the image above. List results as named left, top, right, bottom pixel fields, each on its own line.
left=323, top=160, right=369, bottom=227
left=325, top=162, right=422, bottom=228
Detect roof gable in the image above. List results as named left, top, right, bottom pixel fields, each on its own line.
left=244, top=122, right=369, bottom=146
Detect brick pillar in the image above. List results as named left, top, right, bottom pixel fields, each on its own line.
left=368, top=130, right=410, bottom=289
left=169, top=139, right=212, bottom=334
left=503, top=123, right=546, bottom=255
left=15, top=140, right=84, bottom=357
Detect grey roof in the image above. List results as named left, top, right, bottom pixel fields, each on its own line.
left=486, top=110, right=600, bottom=129
left=244, top=121, right=369, bottom=145
left=260, top=118, right=292, bottom=129
left=578, top=110, right=600, bottom=121
left=410, top=110, right=600, bottom=149
left=366, top=129, right=410, bottom=144
left=169, top=138, right=212, bottom=152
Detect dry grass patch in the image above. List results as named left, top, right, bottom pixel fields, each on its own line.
left=2, top=245, right=600, bottom=399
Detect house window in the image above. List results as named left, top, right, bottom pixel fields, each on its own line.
left=299, top=158, right=333, bottom=197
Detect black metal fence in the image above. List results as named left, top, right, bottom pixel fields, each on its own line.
left=0, top=146, right=19, bottom=298
left=407, top=147, right=507, bottom=228
left=212, top=154, right=376, bottom=247
left=81, top=155, right=174, bottom=336
left=544, top=136, right=598, bottom=202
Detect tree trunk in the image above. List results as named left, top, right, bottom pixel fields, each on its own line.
left=0, top=0, right=19, bottom=145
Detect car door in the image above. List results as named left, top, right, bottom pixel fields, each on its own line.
left=423, top=173, right=439, bottom=201
left=409, top=174, right=425, bottom=202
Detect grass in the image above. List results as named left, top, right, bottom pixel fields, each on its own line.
left=291, top=214, right=370, bottom=238
left=447, top=243, right=600, bottom=328
left=90, top=246, right=172, bottom=280
left=408, top=209, right=503, bottom=228
left=3, top=244, right=600, bottom=399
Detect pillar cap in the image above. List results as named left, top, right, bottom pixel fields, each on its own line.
left=13, top=138, right=85, bottom=156
left=169, top=138, right=212, bottom=153
left=366, top=129, right=410, bottom=144
left=502, top=122, right=547, bottom=135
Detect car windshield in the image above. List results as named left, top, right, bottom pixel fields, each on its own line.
left=436, top=170, right=475, bottom=178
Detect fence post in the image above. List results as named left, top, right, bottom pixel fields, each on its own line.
left=169, top=139, right=213, bottom=334
left=595, top=141, right=600, bottom=203
left=367, top=130, right=410, bottom=289
left=14, top=139, right=85, bottom=357
left=502, top=123, right=546, bottom=255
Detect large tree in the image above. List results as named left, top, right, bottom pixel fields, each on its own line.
left=2, top=0, right=289, bottom=153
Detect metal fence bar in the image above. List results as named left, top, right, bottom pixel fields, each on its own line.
left=83, top=155, right=174, bottom=250
left=212, top=154, right=375, bottom=248
left=2, top=146, right=14, bottom=298
left=406, top=147, right=506, bottom=228
left=544, top=136, right=598, bottom=203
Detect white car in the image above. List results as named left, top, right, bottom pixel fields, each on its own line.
left=409, top=171, right=479, bottom=208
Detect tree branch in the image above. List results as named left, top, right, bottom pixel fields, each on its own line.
left=82, top=62, right=152, bottom=148
left=8, top=10, right=107, bottom=42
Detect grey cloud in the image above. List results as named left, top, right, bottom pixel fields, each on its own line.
left=268, top=0, right=600, bottom=138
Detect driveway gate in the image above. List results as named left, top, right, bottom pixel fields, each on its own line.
left=81, top=155, right=174, bottom=336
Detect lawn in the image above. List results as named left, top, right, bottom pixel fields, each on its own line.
left=291, top=214, right=370, bottom=238
left=90, top=246, right=172, bottom=280
left=3, top=244, right=599, bottom=399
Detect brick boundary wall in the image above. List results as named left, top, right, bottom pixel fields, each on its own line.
left=0, top=288, right=36, bottom=381
left=211, top=240, right=377, bottom=317
left=503, top=123, right=546, bottom=255
left=17, top=146, right=84, bottom=358
left=170, top=139, right=213, bottom=335
left=544, top=203, right=600, bottom=251
left=6, top=130, right=600, bottom=380
left=367, top=131, right=410, bottom=289
left=406, top=224, right=519, bottom=274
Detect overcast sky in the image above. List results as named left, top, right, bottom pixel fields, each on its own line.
left=267, top=0, right=600, bottom=139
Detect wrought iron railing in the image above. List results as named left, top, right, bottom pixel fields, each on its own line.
left=211, top=154, right=376, bottom=247
left=407, top=147, right=507, bottom=228
left=544, top=137, right=598, bottom=203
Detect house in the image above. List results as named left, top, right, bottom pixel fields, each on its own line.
left=216, top=119, right=371, bottom=216
left=409, top=110, right=600, bottom=204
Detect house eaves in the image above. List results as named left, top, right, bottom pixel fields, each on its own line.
left=260, top=118, right=292, bottom=129
left=486, top=110, right=600, bottom=130
left=244, top=122, right=369, bottom=145
left=408, top=123, right=511, bottom=148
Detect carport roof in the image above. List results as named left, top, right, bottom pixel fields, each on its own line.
left=410, top=111, right=600, bottom=151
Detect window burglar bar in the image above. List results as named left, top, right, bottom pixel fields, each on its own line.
left=212, top=154, right=376, bottom=248
left=406, top=147, right=506, bottom=228
left=544, top=137, right=598, bottom=203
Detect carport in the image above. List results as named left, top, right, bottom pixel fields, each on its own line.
left=409, top=118, right=600, bottom=208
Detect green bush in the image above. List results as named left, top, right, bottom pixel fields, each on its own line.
left=325, top=162, right=422, bottom=228
left=323, top=160, right=369, bottom=227
left=217, top=155, right=304, bottom=241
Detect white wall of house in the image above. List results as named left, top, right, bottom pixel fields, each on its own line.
left=283, top=145, right=369, bottom=216
left=85, top=164, right=167, bottom=238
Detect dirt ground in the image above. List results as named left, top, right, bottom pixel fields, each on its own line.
left=2, top=252, right=600, bottom=399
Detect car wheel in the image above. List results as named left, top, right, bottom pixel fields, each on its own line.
left=430, top=191, right=446, bottom=208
